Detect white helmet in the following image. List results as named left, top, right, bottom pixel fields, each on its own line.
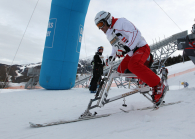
left=192, top=24, right=195, bottom=34
left=94, top=11, right=112, bottom=26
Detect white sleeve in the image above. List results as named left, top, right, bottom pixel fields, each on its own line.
left=121, top=20, right=142, bottom=50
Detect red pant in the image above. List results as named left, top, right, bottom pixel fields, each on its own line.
left=117, top=44, right=160, bottom=87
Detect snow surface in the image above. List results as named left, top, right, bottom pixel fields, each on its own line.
left=0, top=61, right=195, bottom=139
left=15, top=70, right=23, bottom=77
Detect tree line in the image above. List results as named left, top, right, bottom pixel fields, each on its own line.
left=165, top=54, right=190, bottom=66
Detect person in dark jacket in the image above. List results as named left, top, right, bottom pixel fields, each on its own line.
left=89, top=46, right=105, bottom=93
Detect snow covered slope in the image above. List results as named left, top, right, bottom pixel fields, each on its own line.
left=0, top=61, right=195, bottom=139
left=0, top=62, right=41, bottom=83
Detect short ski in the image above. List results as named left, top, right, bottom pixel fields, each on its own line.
left=120, top=101, right=182, bottom=113
left=29, top=114, right=110, bottom=128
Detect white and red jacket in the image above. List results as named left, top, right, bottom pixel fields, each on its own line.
left=106, top=17, right=147, bottom=57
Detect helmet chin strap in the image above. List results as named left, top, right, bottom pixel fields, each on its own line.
left=105, top=13, right=110, bottom=22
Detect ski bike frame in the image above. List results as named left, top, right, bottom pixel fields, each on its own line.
left=29, top=58, right=170, bottom=127
left=80, top=57, right=155, bottom=118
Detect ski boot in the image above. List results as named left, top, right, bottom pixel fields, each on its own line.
left=152, top=80, right=165, bottom=106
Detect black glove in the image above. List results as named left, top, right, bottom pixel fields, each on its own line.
left=116, top=45, right=130, bottom=57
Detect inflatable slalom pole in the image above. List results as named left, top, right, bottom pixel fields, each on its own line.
left=39, top=0, right=90, bottom=90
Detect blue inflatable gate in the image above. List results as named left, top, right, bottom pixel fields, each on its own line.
left=39, top=0, right=90, bottom=90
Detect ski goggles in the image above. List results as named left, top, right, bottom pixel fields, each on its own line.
left=98, top=47, right=104, bottom=51
left=96, top=21, right=105, bottom=29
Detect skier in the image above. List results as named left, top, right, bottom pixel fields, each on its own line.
left=94, top=11, right=166, bottom=106
left=181, top=82, right=189, bottom=88
left=159, top=65, right=169, bottom=86
left=89, top=46, right=105, bottom=93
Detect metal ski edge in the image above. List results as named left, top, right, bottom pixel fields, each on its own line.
left=29, top=114, right=111, bottom=128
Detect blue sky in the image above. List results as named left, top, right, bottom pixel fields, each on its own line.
left=0, top=0, right=194, bottom=64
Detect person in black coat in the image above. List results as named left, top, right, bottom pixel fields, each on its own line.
left=89, top=46, right=105, bottom=93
